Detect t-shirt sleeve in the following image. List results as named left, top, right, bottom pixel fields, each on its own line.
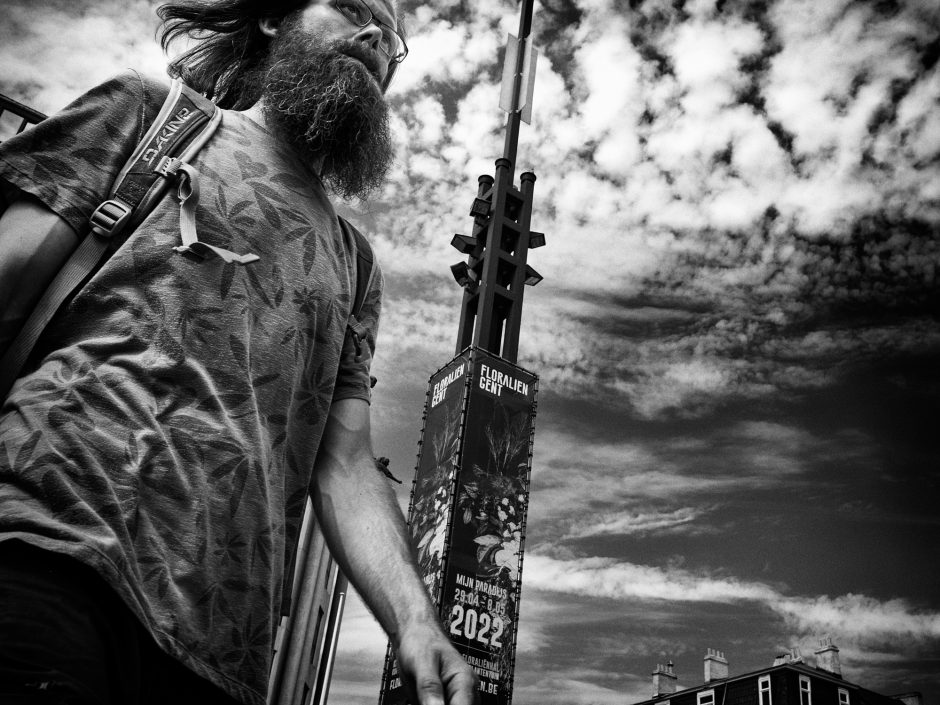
left=332, top=258, right=384, bottom=404
left=0, top=69, right=167, bottom=233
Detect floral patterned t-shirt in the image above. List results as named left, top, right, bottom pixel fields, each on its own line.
left=0, top=70, right=381, bottom=705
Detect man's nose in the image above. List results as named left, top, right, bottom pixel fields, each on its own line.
left=353, top=22, right=383, bottom=53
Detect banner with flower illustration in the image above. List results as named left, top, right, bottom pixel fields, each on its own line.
left=410, top=353, right=470, bottom=603
left=380, top=348, right=537, bottom=705
left=379, top=351, right=472, bottom=705
left=442, top=349, right=536, bottom=704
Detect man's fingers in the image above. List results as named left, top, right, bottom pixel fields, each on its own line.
left=404, top=650, right=446, bottom=705
left=442, top=656, right=480, bottom=705
left=399, top=649, right=443, bottom=705
left=396, top=625, right=478, bottom=705
left=414, top=672, right=446, bottom=705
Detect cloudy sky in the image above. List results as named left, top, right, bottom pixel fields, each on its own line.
left=2, top=0, right=939, bottom=703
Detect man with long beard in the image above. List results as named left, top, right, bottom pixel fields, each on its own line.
left=0, top=1, right=476, bottom=704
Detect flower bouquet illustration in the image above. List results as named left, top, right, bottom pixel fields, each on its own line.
left=411, top=396, right=463, bottom=597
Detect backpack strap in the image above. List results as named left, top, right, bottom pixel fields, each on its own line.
left=0, top=79, right=229, bottom=398
left=98, top=80, right=257, bottom=265
left=91, top=79, right=220, bottom=244
left=337, top=215, right=375, bottom=363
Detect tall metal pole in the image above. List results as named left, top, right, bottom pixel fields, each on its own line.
left=379, top=3, right=545, bottom=704
left=502, top=0, right=535, bottom=183
left=450, top=0, right=544, bottom=363
left=275, top=4, right=542, bottom=693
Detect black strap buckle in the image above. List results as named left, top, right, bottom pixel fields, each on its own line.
left=89, top=199, right=133, bottom=238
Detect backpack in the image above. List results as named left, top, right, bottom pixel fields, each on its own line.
left=0, top=78, right=375, bottom=398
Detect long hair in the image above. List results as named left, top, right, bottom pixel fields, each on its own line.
left=157, top=0, right=405, bottom=110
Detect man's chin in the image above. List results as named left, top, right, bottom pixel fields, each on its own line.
left=334, top=47, right=383, bottom=88
left=340, top=57, right=382, bottom=89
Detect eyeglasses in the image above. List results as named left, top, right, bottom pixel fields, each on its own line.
left=330, top=0, right=408, bottom=64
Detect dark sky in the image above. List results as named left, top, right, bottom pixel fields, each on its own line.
left=2, top=0, right=938, bottom=703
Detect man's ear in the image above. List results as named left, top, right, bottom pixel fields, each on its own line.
left=258, top=16, right=280, bottom=38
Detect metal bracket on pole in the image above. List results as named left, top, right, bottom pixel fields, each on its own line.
left=499, top=35, right=539, bottom=124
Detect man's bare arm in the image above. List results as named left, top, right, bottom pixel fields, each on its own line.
left=0, top=196, right=79, bottom=345
left=311, top=397, right=478, bottom=705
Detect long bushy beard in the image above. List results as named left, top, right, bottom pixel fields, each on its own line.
left=261, top=19, right=393, bottom=201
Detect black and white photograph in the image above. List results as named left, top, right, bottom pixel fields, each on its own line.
left=1, top=1, right=937, bottom=704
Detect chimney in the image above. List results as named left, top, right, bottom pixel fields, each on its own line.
left=814, top=637, right=842, bottom=677
left=652, top=661, right=678, bottom=698
left=773, top=648, right=803, bottom=666
left=704, top=649, right=729, bottom=682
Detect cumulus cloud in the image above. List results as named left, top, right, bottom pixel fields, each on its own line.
left=563, top=506, right=708, bottom=539
left=765, top=0, right=940, bottom=231
left=527, top=418, right=840, bottom=541
left=6, top=0, right=925, bottom=421
left=372, top=293, right=460, bottom=358
left=525, top=554, right=940, bottom=645
left=0, top=1, right=167, bottom=114
left=503, top=0, right=939, bottom=414
left=528, top=554, right=776, bottom=602
left=778, top=594, right=940, bottom=644
left=389, top=4, right=512, bottom=94
left=519, top=298, right=940, bottom=418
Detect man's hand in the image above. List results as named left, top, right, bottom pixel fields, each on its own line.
left=396, top=620, right=479, bottom=705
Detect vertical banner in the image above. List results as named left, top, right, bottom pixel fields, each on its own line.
left=379, top=351, right=471, bottom=704
left=410, top=352, right=472, bottom=602
left=380, top=348, right=538, bottom=705
left=441, top=349, right=537, bottom=704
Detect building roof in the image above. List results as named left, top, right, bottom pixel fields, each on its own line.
left=634, top=661, right=904, bottom=705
